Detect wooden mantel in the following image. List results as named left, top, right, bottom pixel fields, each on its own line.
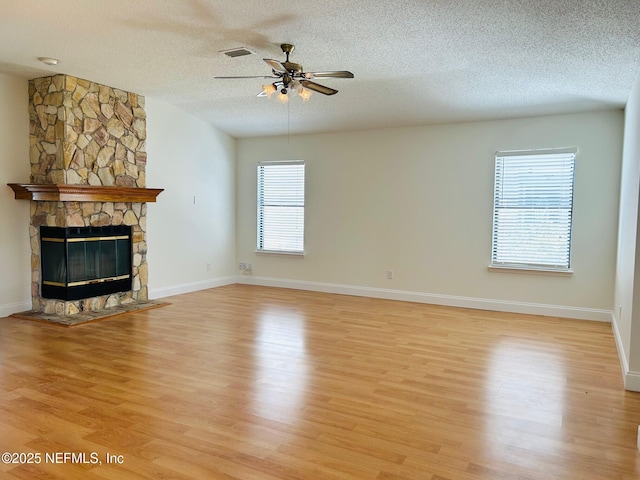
left=8, top=184, right=164, bottom=203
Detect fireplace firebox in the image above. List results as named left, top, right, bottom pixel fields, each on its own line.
left=40, top=225, right=133, bottom=301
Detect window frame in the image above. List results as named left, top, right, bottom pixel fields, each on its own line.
left=489, top=148, right=577, bottom=274
left=256, top=160, right=305, bottom=255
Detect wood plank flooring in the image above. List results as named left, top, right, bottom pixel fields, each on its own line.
left=1, top=284, right=640, bottom=479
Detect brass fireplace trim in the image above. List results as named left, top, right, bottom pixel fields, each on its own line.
left=43, top=274, right=131, bottom=288
left=42, top=235, right=130, bottom=243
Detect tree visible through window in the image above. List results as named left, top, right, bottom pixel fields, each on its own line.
left=257, top=161, right=305, bottom=253
left=491, top=149, right=576, bottom=271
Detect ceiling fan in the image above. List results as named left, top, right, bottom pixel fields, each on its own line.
left=215, top=43, right=354, bottom=99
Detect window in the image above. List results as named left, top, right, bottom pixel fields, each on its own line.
left=257, top=161, right=305, bottom=254
left=491, top=149, right=576, bottom=272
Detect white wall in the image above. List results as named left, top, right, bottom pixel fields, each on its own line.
left=0, top=73, right=31, bottom=316
left=145, top=98, right=237, bottom=297
left=236, top=111, right=623, bottom=320
left=613, top=69, right=640, bottom=388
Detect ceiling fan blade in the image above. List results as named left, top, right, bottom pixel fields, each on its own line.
left=264, top=58, right=286, bottom=73
left=305, top=71, right=354, bottom=79
left=300, top=80, right=338, bottom=95
left=214, top=75, right=278, bottom=79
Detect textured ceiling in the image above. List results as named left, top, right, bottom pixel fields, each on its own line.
left=1, top=0, right=639, bottom=138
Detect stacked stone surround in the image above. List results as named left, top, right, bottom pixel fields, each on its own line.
left=28, top=74, right=149, bottom=315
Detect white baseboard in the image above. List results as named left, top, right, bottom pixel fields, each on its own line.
left=149, top=276, right=236, bottom=299
left=235, top=275, right=613, bottom=322
left=0, top=300, right=32, bottom=318
left=624, top=371, right=640, bottom=392
left=611, top=313, right=640, bottom=392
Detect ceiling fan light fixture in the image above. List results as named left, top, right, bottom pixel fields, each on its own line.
left=277, top=90, right=289, bottom=103
left=261, top=83, right=277, bottom=98
left=289, top=80, right=302, bottom=96
left=299, top=87, right=312, bottom=102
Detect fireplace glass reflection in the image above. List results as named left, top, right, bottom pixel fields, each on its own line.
left=40, top=225, right=132, bottom=301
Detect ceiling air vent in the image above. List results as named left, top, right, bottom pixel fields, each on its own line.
left=220, top=47, right=255, bottom=58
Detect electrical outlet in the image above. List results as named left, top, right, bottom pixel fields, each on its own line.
left=206, top=262, right=211, bottom=271
left=239, top=262, right=246, bottom=270
left=245, top=263, right=253, bottom=274
left=386, top=270, right=393, bottom=279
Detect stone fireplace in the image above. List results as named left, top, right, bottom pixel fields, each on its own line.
left=8, top=74, right=162, bottom=316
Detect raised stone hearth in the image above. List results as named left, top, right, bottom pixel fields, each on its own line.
left=11, top=299, right=168, bottom=326
left=9, top=73, right=163, bottom=316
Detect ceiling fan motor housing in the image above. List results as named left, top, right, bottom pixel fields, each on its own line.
left=283, top=62, right=303, bottom=74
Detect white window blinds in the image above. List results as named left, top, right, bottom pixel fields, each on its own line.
left=257, top=161, right=305, bottom=253
left=491, top=149, right=576, bottom=271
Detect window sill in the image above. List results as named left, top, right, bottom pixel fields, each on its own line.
left=255, top=250, right=305, bottom=257
left=488, top=265, right=573, bottom=276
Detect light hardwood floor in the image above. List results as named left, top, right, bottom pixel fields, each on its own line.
left=1, top=284, right=640, bottom=479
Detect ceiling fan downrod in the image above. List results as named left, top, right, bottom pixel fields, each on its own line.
left=280, top=43, right=294, bottom=62
left=279, top=44, right=303, bottom=76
